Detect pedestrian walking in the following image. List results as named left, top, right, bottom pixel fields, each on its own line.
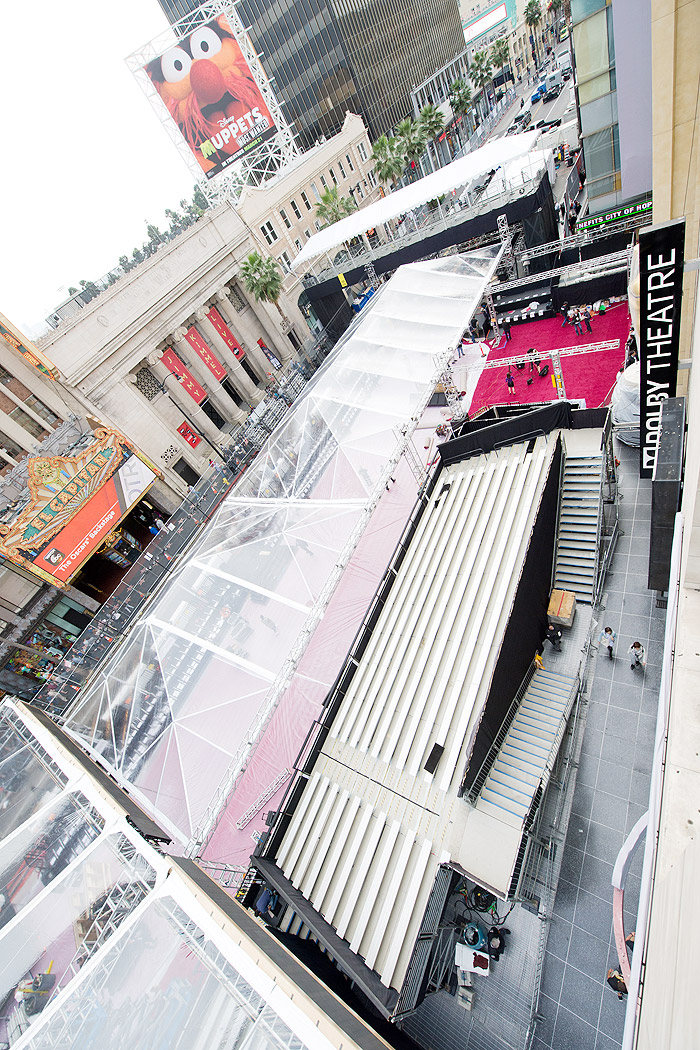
left=502, top=318, right=512, bottom=341
left=546, top=623, right=563, bottom=651
left=607, top=969, right=628, bottom=1000
left=583, top=306, right=593, bottom=334
left=470, top=317, right=481, bottom=341
left=527, top=347, right=538, bottom=371
left=629, top=641, right=646, bottom=670
left=560, top=302, right=569, bottom=327
left=600, top=626, right=616, bottom=660
left=572, top=309, right=583, bottom=336
left=506, top=370, right=515, bottom=395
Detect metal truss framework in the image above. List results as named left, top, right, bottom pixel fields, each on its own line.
left=126, top=1, right=299, bottom=206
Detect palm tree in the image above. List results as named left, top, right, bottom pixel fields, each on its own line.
left=489, top=38, right=510, bottom=91
left=525, top=0, right=543, bottom=69
left=469, top=50, right=494, bottom=112
left=315, top=186, right=357, bottom=228
left=395, top=118, right=428, bottom=179
left=371, top=134, right=406, bottom=190
left=240, top=252, right=284, bottom=318
left=419, top=103, right=445, bottom=169
left=449, top=78, right=474, bottom=140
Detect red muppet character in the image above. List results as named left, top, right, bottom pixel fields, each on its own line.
left=146, top=16, right=275, bottom=175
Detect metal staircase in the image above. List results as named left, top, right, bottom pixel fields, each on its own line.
left=477, top=669, right=577, bottom=825
left=553, top=454, right=603, bottom=604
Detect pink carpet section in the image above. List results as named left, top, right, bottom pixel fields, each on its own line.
left=469, top=303, right=630, bottom=416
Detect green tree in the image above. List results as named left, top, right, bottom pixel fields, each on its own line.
left=240, top=252, right=284, bottom=317
left=79, top=279, right=99, bottom=301
left=192, top=185, right=209, bottom=212
left=68, top=286, right=78, bottom=295
left=526, top=0, right=543, bottom=67
left=118, top=255, right=132, bottom=273
left=395, top=118, right=428, bottom=179
left=371, top=134, right=406, bottom=189
left=490, top=38, right=510, bottom=87
left=469, top=50, right=494, bottom=111
left=449, top=79, right=474, bottom=138
left=315, top=186, right=357, bottom=228
left=419, top=103, right=445, bottom=168
left=132, top=247, right=144, bottom=265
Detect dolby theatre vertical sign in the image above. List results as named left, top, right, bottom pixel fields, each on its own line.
left=639, top=219, right=685, bottom=478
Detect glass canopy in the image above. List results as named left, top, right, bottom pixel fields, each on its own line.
left=61, top=252, right=502, bottom=853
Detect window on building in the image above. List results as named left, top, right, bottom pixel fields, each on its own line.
left=8, top=405, right=46, bottom=440
left=227, top=285, right=247, bottom=312
left=301, top=191, right=312, bottom=211
left=0, top=430, right=23, bottom=459
left=358, top=141, right=368, bottom=162
left=23, top=394, right=60, bottom=426
left=338, top=159, right=346, bottom=179
left=0, top=365, right=13, bottom=387
left=291, top=198, right=302, bottom=219
left=320, top=174, right=327, bottom=189
left=346, top=153, right=354, bottom=172
left=356, top=183, right=365, bottom=200
left=367, top=169, right=377, bottom=187
left=329, top=167, right=337, bottom=183
left=200, top=400, right=226, bottom=430
left=280, top=208, right=292, bottom=229
left=294, top=239, right=302, bottom=252
left=310, top=181, right=321, bottom=201
left=135, top=367, right=161, bottom=401
left=314, top=220, right=322, bottom=232
left=172, top=457, right=200, bottom=486
left=260, top=220, right=278, bottom=245
left=279, top=251, right=292, bottom=272
left=304, top=229, right=312, bottom=240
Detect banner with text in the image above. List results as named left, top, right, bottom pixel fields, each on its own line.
left=258, top=338, right=282, bottom=370
left=185, top=326, right=226, bottom=380
left=206, top=307, right=246, bottom=361
left=0, top=429, right=157, bottom=586
left=160, top=348, right=207, bottom=405
left=639, top=218, right=685, bottom=478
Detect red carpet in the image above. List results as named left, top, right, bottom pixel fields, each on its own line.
left=469, top=303, right=630, bottom=416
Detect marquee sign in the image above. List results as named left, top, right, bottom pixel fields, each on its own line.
left=0, top=428, right=159, bottom=586
left=0, top=312, right=58, bottom=379
left=638, top=218, right=685, bottom=478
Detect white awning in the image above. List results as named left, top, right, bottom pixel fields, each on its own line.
left=291, top=131, right=541, bottom=271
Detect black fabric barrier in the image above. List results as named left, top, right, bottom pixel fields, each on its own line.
left=528, top=229, right=635, bottom=276
left=551, top=271, right=628, bottom=310
left=304, top=174, right=556, bottom=305
left=439, top=402, right=575, bottom=464
left=461, top=436, right=563, bottom=791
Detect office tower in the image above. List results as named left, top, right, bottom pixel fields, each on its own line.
left=156, top=0, right=466, bottom=147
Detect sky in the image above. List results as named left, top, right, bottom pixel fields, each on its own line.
left=0, top=0, right=199, bottom=335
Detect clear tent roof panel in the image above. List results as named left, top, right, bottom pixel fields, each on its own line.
left=0, top=787, right=104, bottom=925
left=0, top=712, right=66, bottom=842
left=63, top=251, right=502, bottom=850
left=16, top=891, right=313, bottom=1050
left=0, top=829, right=157, bottom=1021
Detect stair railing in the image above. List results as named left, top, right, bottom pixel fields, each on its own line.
left=463, top=660, right=537, bottom=803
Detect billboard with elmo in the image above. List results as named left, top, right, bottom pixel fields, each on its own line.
left=145, top=14, right=277, bottom=178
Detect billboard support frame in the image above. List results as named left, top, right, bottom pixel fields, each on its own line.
left=127, top=1, right=298, bottom=206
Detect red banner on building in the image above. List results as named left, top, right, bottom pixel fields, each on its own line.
left=177, top=422, right=202, bottom=448
left=185, top=326, right=226, bottom=381
left=160, top=348, right=207, bottom=404
left=206, top=307, right=245, bottom=361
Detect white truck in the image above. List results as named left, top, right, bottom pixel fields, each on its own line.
left=557, top=50, right=572, bottom=79
left=544, top=69, right=563, bottom=100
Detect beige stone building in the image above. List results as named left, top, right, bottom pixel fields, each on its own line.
left=38, top=114, right=379, bottom=510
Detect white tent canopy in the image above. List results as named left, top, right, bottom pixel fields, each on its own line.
left=292, top=131, right=540, bottom=271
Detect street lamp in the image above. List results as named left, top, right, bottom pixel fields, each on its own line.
left=159, top=372, right=228, bottom=465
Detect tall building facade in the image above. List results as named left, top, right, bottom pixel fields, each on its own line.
left=570, top=0, right=652, bottom=212
left=156, top=0, right=466, bottom=145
